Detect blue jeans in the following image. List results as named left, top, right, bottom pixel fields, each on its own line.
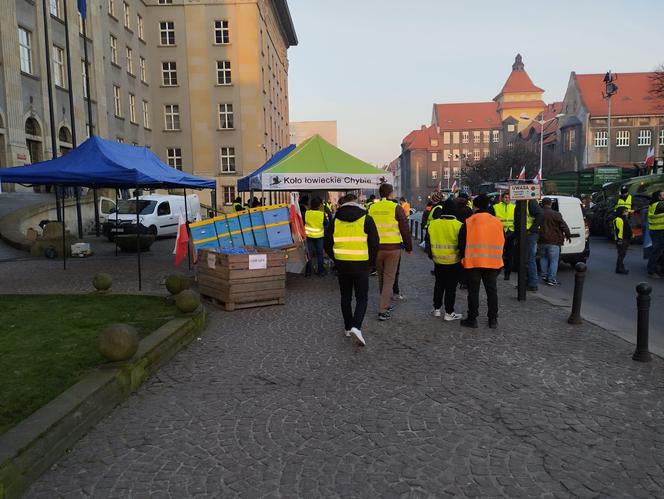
left=647, top=230, right=664, bottom=274
left=539, top=244, right=560, bottom=282
left=306, top=237, right=325, bottom=275
left=527, top=232, right=539, bottom=287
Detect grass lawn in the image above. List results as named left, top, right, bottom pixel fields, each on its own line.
left=0, top=295, right=177, bottom=435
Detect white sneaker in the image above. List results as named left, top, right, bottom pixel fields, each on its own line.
left=391, top=293, right=406, bottom=301
left=431, top=308, right=441, bottom=317
left=444, top=312, right=462, bottom=321
left=350, top=327, right=366, bottom=347
left=344, top=330, right=351, bottom=337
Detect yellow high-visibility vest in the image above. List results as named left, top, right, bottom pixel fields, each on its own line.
left=649, top=202, right=664, bottom=231
left=493, top=202, right=515, bottom=232
left=369, top=199, right=401, bottom=244
left=304, top=210, right=325, bottom=239
left=616, top=195, right=632, bottom=211
left=428, top=217, right=462, bottom=265
left=333, top=216, right=369, bottom=261
left=614, top=217, right=625, bottom=240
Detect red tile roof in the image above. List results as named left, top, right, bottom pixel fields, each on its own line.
left=575, top=72, right=664, bottom=117
left=496, top=70, right=544, bottom=97
left=498, top=100, right=547, bottom=111
left=402, top=126, right=440, bottom=151
left=433, top=102, right=501, bottom=131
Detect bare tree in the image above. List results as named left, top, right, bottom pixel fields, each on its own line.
left=462, top=144, right=540, bottom=192
left=649, top=63, right=664, bottom=100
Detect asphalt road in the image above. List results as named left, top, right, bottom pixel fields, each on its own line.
left=537, top=237, right=664, bottom=357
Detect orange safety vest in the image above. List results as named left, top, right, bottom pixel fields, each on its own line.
left=462, top=212, right=505, bottom=269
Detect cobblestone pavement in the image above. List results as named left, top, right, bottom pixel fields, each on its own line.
left=24, top=249, right=664, bottom=498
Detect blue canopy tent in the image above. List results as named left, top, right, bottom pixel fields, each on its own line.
left=0, top=136, right=216, bottom=289
left=237, top=144, right=296, bottom=192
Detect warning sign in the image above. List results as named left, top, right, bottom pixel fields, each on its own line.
left=509, top=184, right=541, bottom=201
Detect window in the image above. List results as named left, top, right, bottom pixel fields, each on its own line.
left=137, top=15, right=144, bottom=40
left=660, top=129, right=664, bottom=146
left=129, top=94, right=136, bottom=123
left=160, top=21, right=175, bottom=45
left=473, top=131, right=480, bottom=143
left=216, top=61, right=231, bottom=85
left=638, top=129, right=652, bottom=146
left=483, top=131, right=489, bottom=143
left=431, top=170, right=438, bottom=180
left=507, top=142, right=514, bottom=149
left=164, top=104, right=180, bottom=130
left=113, top=85, right=122, bottom=117
left=78, top=12, right=84, bottom=34
left=462, top=131, right=469, bottom=143
left=473, top=150, right=481, bottom=161
left=123, top=2, right=130, bottom=28
left=566, top=129, right=576, bottom=150
left=443, top=132, right=450, bottom=144
left=507, top=124, right=516, bottom=132
left=167, top=148, right=182, bottom=170
left=139, top=57, right=147, bottom=82
left=53, top=46, right=66, bottom=88
left=157, top=202, right=171, bottom=216
left=452, top=132, right=459, bottom=143
left=81, top=60, right=89, bottom=98
left=223, top=186, right=236, bottom=205
left=595, top=130, right=608, bottom=148
left=19, top=28, right=33, bottom=74
left=142, top=100, right=150, bottom=128
left=125, top=47, right=133, bottom=75
left=161, top=62, right=177, bottom=86
left=49, top=0, right=62, bottom=18
left=220, top=147, right=236, bottom=173
left=453, top=167, right=460, bottom=177
left=110, top=35, right=118, bottom=65
left=158, top=0, right=173, bottom=3
left=492, top=130, right=499, bottom=143
left=616, top=130, right=630, bottom=147
left=218, top=103, right=234, bottom=129
left=108, top=0, right=115, bottom=17
left=430, top=138, right=438, bottom=147
left=117, top=137, right=124, bottom=143
left=214, top=20, right=230, bottom=44
left=483, top=149, right=490, bottom=158
left=431, top=152, right=437, bottom=162
left=444, top=169, right=450, bottom=179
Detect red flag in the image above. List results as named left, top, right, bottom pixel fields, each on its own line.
left=533, top=166, right=542, bottom=184
left=517, top=166, right=526, bottom=180
left=645, top=147, right=655, bottom=168
left=174, top=215, right=189, bottom=266
left=451, top=180, right=458, bottom=193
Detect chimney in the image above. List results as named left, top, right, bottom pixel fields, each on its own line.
left=421, top=125, right=427, bottom=130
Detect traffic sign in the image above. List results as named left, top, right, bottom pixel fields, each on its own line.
left=509, top=183, right=541, bottom=201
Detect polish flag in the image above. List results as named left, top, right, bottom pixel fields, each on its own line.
left=173, top=214, right=189, bottom=266
left=451, top=180, right=458, bottom=193
left=517, top=166, right=526, bottom=180
left=533, top=166, right=542, bottom=184
left=645, top=147, right=655, bottom=169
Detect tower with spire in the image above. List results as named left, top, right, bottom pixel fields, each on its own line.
left=493, top=54, right=546, bottom=132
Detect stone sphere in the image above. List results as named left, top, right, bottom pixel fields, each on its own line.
left=165, top=272, right=190, bottom=295
left=99, top=324, right=139, bottom=361
left=175, top=289, right=201, bottom=313
left=92, top=273, right=113, bottom=291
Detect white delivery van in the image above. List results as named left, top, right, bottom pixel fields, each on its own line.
left=103, top=194, right=201, bottom=239
left=544, top=195, right=590, bottom=266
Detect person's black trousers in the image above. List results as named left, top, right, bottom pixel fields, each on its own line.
left=338, top=271, right=369, bottom=331
left=433, top=263, right=461, bottom=313
left=616, top=240, right=629, bottom=272
left=392, top=255, right=401, bottom=294
left=503, top=231, right=514, bottom=274
left=465, top=268, right=499, bottom=320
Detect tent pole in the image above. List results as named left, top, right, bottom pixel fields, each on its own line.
left=136, top=187, right=142, bottom=291
left=61, top=186, right=66, bottom=270
left=183, top=188, right=191, bottom=270
left=55, top=188, right=62, bottom=222
left=114, top=189, right=119, bottom=257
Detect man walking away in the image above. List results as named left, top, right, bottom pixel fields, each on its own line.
left=369, top=183, right=413, bottom=321
left=426, top=199, right=463, bottom=321
left=459, top=194, right=504, bottom=329
left=304, top=197, right=328, bottom=277
left=514, top=197, right=544, bottom=291
left=538, top=197, right=571, bottom=286
left=614, top=206, right=632, bottom=274
left=324, top=194, right=379, bottom=346
left=647, top=190, right=664, bottom=279
left=493, top=192, right=516, bottom=280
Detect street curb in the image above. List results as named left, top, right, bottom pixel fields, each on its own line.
left=0, top=306, right=207, bottom=499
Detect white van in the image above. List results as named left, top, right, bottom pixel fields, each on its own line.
left=102, top=194, right=201, bottom=239
left=544, top=195, right=589, bottom=265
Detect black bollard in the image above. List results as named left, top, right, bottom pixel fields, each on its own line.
left=567, top=262, right=587, bottom=325
left=632, top=282, right=652, bottom=362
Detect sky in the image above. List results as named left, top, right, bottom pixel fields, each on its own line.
left=286, top=0, right=664, bottom=167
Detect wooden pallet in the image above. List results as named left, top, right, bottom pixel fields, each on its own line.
left=202, top=294, right=285, bottom=312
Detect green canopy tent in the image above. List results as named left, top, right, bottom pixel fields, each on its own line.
left=240, top=134, right=392, bottom=191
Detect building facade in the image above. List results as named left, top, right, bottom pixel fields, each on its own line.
left=557, top=72, right=664, bottom=172
left=0, top=0, right=297, bottom=207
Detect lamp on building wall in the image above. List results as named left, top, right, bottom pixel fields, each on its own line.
left=603, top=71, right=618, bottom=165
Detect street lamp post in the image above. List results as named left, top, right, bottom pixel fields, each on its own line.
left=528, top=113, right=565, bottom=176
left=447, top=153, right=452, bottom=190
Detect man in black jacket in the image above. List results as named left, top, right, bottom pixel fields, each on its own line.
left=514, top=198, right=544, bottom=291
left=324, top=194, right=379, bottom=346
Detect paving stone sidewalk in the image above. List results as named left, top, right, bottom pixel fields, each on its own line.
left=24, top=249, right=664, bottom=498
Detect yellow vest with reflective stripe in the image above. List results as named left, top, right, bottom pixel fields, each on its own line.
left=493, top=202, right=515, bottom=232
left=304, top=210, right=325, bottom=238
left=369, top=199, right=401, bottom=244
left=427, top=205, right=442, bottom=227
left=649, top=202, right=664, bottom=231
left=428, top=217, right=462, bottom=265
left=333, top=216, right=368, bottom=261
left=614, top=217, right=625, bottom=240
left=616, top=195, right=632, bottom=211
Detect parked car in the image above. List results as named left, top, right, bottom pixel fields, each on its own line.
left=102, top=194, right=201, bottom=240
left=543, top=195, right=590, bottom=266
